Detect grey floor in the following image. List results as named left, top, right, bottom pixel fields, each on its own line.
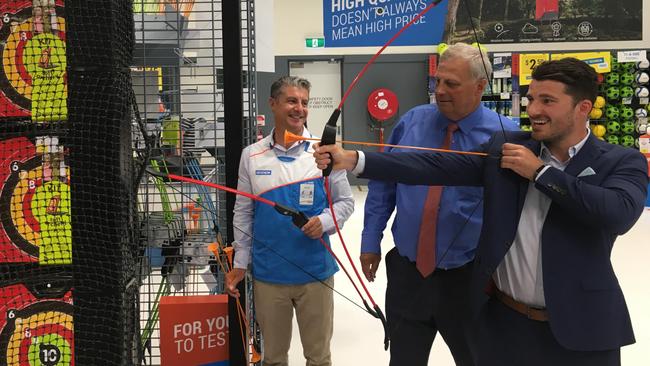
left=286, top=186, right=650, bottom=365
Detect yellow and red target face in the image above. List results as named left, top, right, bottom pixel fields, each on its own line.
left=0, top=285, right=74, bottom=366
left=0, top=1, right=67, bottom=121
left=11, top=162, right=71, bottom=264
left=6, top=310, right=73, bottom=365
left=0, top=136, right=71, bottom=264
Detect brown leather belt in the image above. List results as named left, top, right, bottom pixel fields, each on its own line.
left=493, top=287, right=549, bottom=322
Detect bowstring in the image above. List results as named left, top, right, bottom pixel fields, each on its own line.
left=156, top=178, right=372, bottom=315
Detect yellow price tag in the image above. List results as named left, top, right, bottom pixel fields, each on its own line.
left=519, top=54, right=549, bottom=86
left=550, top=52, right=611, bottom=73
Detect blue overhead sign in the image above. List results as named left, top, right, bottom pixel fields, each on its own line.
left=323, top=0, right=448, bottom=47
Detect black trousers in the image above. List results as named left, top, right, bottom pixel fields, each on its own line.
left=476, top=298, right=620, bottom=366
left=385, top=247, right=475, bottom=366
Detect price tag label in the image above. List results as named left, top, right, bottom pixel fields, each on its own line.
left=519, top=54, right=549, bottom=86
left=617, top=50, right=646, bottom=63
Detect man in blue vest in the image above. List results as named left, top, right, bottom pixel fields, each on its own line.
left=226, top=76, right=354, bottom=366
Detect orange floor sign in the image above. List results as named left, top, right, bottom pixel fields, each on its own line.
left=159, top=295, right=229, bottom=366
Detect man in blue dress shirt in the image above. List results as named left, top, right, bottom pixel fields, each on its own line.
left=360, top=43, right=518, bottom=366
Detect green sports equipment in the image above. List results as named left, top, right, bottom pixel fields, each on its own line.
left=604, top=72, right=620, bottom=85
left=620, top=86, right=634, bottom=99
left=606, top=121, right=621, bottom=135
left=619, top=106, right=634, bottom=119
left=605, top=105, right=620, bottom=119
left=606, top=135, right=619, bottom=144
left=620, top=135, right=635, bottom=147
left=621, top=62, right=636, bottom=74
left=621, top=121, right=635, bottom=134
left=605, top=86, right=620, bottom=101
left=620, top=73, right=635, bottom=85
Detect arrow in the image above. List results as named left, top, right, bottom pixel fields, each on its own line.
left=146, top=168, right=311, bottom=227
left=285, top=130, right=488, bottom=157
left=316, top=0, right=447, bottom=350
left=207, top=243, right=262, bottom=364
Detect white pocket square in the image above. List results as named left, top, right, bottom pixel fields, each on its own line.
left=578, top=167, right=596, bottom=177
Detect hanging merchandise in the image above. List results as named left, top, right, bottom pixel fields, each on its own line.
left=635, top=72, right=649, bottom=85
left=635, top=86, right=649, bottom=98
left=589, top=108, right=603, bottom=120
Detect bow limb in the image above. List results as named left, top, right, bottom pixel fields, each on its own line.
left=324, top=176, right=390, bottom=350
left=320, top=0, right=447, bottom=176
left=317, top=0, right=525, bottom=351
left=318, top=0, right=448, bottom=350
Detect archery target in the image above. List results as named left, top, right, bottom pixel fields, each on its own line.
left=0, top=282, right=74, bottom=366
left=0, top=136, right=71, bottom=264
left=0, top=1, right=67, bottom=120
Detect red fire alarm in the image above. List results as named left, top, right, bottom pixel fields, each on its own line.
left=367, top=88, right=399, bottom=122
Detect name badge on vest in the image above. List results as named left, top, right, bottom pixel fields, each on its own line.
left=299, top=182, right=315, bottom=206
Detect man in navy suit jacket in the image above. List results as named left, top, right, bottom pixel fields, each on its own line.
left=314, top=58, right=649, bottom=365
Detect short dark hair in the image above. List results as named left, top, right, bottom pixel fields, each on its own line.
left=270, top=76, right=311, bottom=99
left=531, top=58, right=598, bottom=105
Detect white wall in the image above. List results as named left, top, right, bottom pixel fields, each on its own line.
left=273, top=0, right=650, bottom=56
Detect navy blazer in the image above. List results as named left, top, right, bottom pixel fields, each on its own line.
left=360, top=131, right=649, bottom=352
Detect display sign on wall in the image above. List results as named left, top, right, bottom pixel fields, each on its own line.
left=450, top=1, right=642, bottom=45
left=323, top=0, right=448, bottom=47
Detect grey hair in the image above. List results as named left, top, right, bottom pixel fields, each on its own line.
left=270, top=76, right=311, bottom=99
left=440, top=43, right=492, bottom=81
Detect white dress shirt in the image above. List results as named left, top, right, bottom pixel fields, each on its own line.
left=493, top=131, right=591, bottom=307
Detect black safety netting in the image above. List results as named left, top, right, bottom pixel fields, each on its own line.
left=0, top=0, right=138, bottom=365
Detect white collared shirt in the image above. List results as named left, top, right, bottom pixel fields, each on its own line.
left=493, top=131, right=591, bottom=307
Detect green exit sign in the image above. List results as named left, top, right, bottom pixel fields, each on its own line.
left=305, top=38, right=325, bottom=48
